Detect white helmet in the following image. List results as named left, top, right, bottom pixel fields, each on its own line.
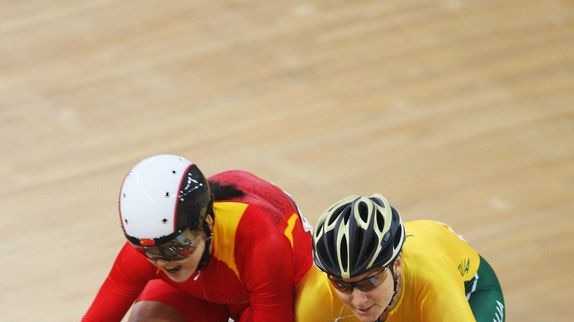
left=119, top=154, right=212, bottom=247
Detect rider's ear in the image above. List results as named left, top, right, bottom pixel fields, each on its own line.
left=204, top=214, right=214, bottom=229
left=393, top=252, right=403, bottom=270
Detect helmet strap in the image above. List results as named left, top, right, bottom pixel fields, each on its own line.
left=379, top=258, right=402, bottom=321
left=196, top=236, right=212, bottom=270
left=195, top=214, right=214, bottom=270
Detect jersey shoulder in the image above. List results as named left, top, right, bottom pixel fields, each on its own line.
left=403, top=219, right=480, bottom=282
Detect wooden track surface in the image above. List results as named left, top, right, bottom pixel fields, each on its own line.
left=1, top=1, right=573, bottom=321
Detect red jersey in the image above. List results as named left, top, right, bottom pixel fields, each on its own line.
left=82, top=170, right=313, bottom=322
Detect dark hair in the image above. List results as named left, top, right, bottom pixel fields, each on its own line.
left=208, top=180, right=245, bottom=201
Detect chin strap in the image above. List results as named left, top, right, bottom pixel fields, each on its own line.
left=196, top=219, right=214, bottom=271
left=389, top=264, right=401, bottom=296
left=196, top=236, right=212, bottom=270
left=376, top=263, right=401, bottom=322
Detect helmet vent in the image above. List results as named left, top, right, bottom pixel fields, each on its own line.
left=314, top=222, right=323, bottom=238
left=327, top=211, right=339, bottom=226
left=371, top=197, right=384, bottom=207
left=161, top=218, right=168, bottom=224
left=340, top=236, right=349, bottom=272
left=164, top=192, right=170, bottom=197
left=358, top=202, right=368, bottom=222
left=171, top=170, right=176, bottom=174
left=375, top=211, right=384, bottom=232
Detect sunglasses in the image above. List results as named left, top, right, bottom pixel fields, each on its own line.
left=137, top=230, right=205, bottom=261
left=329, top=267, right=389, bottom=293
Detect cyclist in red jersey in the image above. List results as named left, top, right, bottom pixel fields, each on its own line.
left=82, top=154, right=313, bottom=322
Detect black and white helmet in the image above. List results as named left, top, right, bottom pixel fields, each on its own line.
left=313, top=194, right=405, bottom=279
left=119, top=154, right=212, bottom=247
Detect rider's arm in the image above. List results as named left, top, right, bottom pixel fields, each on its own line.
left=238, top=231, right=295, bottom=322
left=81, top=243, right=156, bottom=322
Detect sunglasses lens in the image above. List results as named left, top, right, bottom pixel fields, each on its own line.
left=329, top=267, right=388, bottom=293
left=331, top=280, right=353, bottom=293
left=139, top=230, right=202, bottom=261
left=356, top=278, right=379, bottom=292
left=144, top=247, right=188, bottom=261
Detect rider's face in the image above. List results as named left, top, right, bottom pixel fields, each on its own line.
left=146, top=229, right=210, bottom=283
left=331, top=257, right=402, bottom=322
